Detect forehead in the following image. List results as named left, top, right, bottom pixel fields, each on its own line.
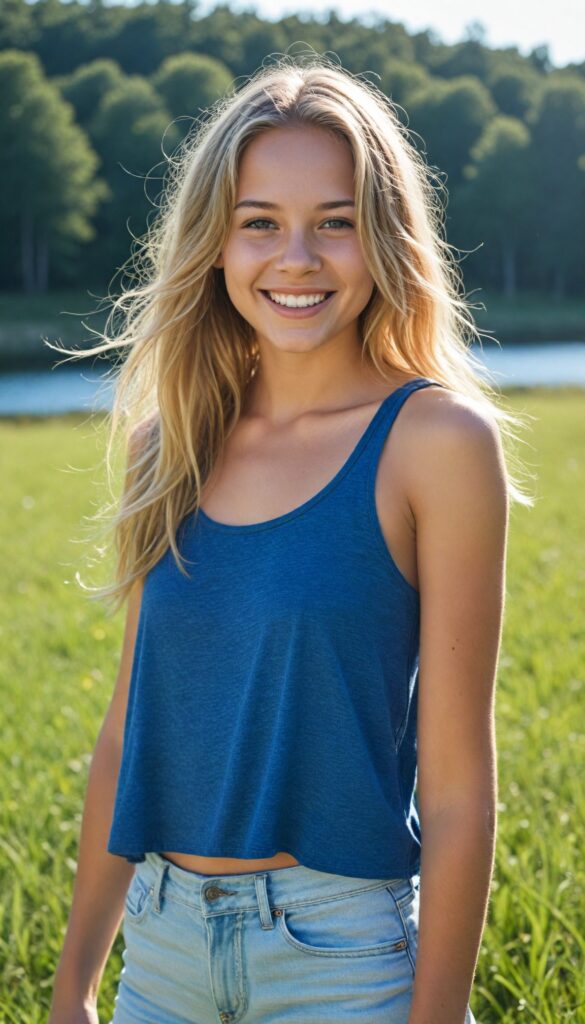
left=236, top=125, right=355, bottom=200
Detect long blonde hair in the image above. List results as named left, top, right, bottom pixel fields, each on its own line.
left=50, top=51, right=535, bottom=615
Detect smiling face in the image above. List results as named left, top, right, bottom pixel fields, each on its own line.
left=214, top=124, right=375, bottom=356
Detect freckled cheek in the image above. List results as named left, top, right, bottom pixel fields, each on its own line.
left=223, top=240, right=273, bottom=278
left=221, top=247, right=262, bottom=288
left=322, top=239, right=370, bottom=273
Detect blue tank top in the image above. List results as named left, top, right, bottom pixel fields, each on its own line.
left=107, top=376, right=444, bottom=879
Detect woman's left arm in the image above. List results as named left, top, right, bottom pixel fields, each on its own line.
left=405, top=390, right=509, bottom=1024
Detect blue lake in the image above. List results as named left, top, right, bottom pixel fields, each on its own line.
left=0, top=342, right=584, bottom=416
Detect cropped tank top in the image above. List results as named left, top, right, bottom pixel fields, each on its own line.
left=107, top=376, right=444, bottom=879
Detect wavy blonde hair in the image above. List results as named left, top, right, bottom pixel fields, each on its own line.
left=51, top=51, right=535, bottom=615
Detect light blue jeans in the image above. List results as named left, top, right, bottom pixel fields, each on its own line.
left=110, top=852, right=477, bottom=1023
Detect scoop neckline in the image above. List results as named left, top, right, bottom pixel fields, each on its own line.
left=196, top=377, right=428, bottom=534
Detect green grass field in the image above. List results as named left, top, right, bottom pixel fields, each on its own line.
left=0, top=389, right=584, bottom=1022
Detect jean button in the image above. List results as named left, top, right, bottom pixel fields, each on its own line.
left=204, top=885, right=223, bottom=901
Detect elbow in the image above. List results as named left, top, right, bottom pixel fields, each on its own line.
left=421, top=794, right=497, bottom=839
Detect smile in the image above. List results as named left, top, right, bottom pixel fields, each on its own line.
left=260, top=291, right=335, bottom=318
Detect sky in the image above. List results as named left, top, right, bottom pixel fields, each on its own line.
left=196, top=0, right=583, bottom=69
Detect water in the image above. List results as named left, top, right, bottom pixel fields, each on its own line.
left=0, top=343, right=584, bottom=416
left=0, top=366, right=116, bottom=416
left=478, top=342, right=585, bottom=388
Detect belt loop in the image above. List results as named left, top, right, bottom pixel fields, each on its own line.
left=254, top=873, right=275, bottom=930
left=152, top=857, right=170, bottom=914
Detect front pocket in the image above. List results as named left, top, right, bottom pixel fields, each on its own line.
left=124, top=872, right=153, bottom=923
left=276, top=883, right=411, bottom=958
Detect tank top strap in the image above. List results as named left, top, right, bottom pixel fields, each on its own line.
left=358, top=376, right=445, bottom=501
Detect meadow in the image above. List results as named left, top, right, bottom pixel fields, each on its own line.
left=0, top=387, right=583, bottom=1022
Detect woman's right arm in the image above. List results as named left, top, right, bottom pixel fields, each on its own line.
left=48, top=576, right=144, bottom=1023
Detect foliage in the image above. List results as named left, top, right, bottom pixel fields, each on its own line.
left=0, top=49, right=108, bottom=290
left=151, top=51, right=234, bottom=141
left=0, top=1, right=584, bottom=298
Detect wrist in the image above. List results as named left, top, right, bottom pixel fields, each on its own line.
left=52, top=962, right=99, bottom=1005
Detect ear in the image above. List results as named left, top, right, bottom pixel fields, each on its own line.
left=213, top=253, right=224, bottom=269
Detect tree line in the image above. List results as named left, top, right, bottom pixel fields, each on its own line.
left=1, top=0, right=584, bottom=298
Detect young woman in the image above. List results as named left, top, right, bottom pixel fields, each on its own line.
left=49, top=54, right=532, bottom=1024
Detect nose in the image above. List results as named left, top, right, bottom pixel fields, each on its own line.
left=273, top=229, right=322, bottom=275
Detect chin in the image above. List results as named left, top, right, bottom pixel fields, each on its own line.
left=262, top=333, right=327, bottom=353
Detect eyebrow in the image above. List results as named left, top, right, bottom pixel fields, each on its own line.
left=234, top=199, right=355, bottom=211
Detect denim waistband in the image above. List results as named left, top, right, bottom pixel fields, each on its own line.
left=137, top=852, right=417, bottom=924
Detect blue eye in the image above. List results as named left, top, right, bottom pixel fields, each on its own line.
left=243, top=218, right=275, bottom=229
left=322, top=219, right=354, bottom=229
left=242, top=218, right=354, bottom=230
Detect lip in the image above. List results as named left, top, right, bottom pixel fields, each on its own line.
left=259, top=290, right=335, bottom=319
left=260, top=288, right=336, bottom=294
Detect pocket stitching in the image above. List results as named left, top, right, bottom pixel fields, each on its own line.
left=276, top=889, right=411, bottom=959
left=386, top=879, right=416, bottom=909
left=384, top=883, right=416, bottom=976
left=124, top=875, right=153, bottom=924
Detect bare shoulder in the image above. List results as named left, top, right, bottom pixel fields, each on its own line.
left=398, top=384, right=509, bottom=520
left=401, top=381, right=501, bottom=440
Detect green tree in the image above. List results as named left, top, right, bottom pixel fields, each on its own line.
left=237, top=16, right=289, bottom=76
left=151, top=51, right=233, bottom=132
left=525, top=75, right=585, bottom=298
left=487, top=65, right=542, bottom=120
left=0, top=0, right=37, bottom=50
left=324, top=16, right=414, bottom=81
left=0, top=50, right=107, bottom=291
left=89, top=76, right=181, bottom=275
left=483, top=58, right=540, bottom=119
left=28, top=0, right=89, bottom=76
left=453, top=116, right=532, bottom=296
left=189, top=6, right=245, bottom=74
left=58, top=58, right=125, bottom=131
left=430, top=37, right=492, bottom=83
left=408, top=75, right=496, bottom=187
left=380, top=57, right=429, bottom=110
left=107, top=2, right=190, bottom=75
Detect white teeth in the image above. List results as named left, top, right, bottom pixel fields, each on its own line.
left=267, top=292, right=328, bottom=308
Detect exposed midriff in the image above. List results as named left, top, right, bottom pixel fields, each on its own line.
left=159, top=850, right=301, bottom=874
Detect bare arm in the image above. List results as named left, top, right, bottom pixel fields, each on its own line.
left=404, top=391, right=508, bottom=1024
left=49, top=576, right=144, bottom=1020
